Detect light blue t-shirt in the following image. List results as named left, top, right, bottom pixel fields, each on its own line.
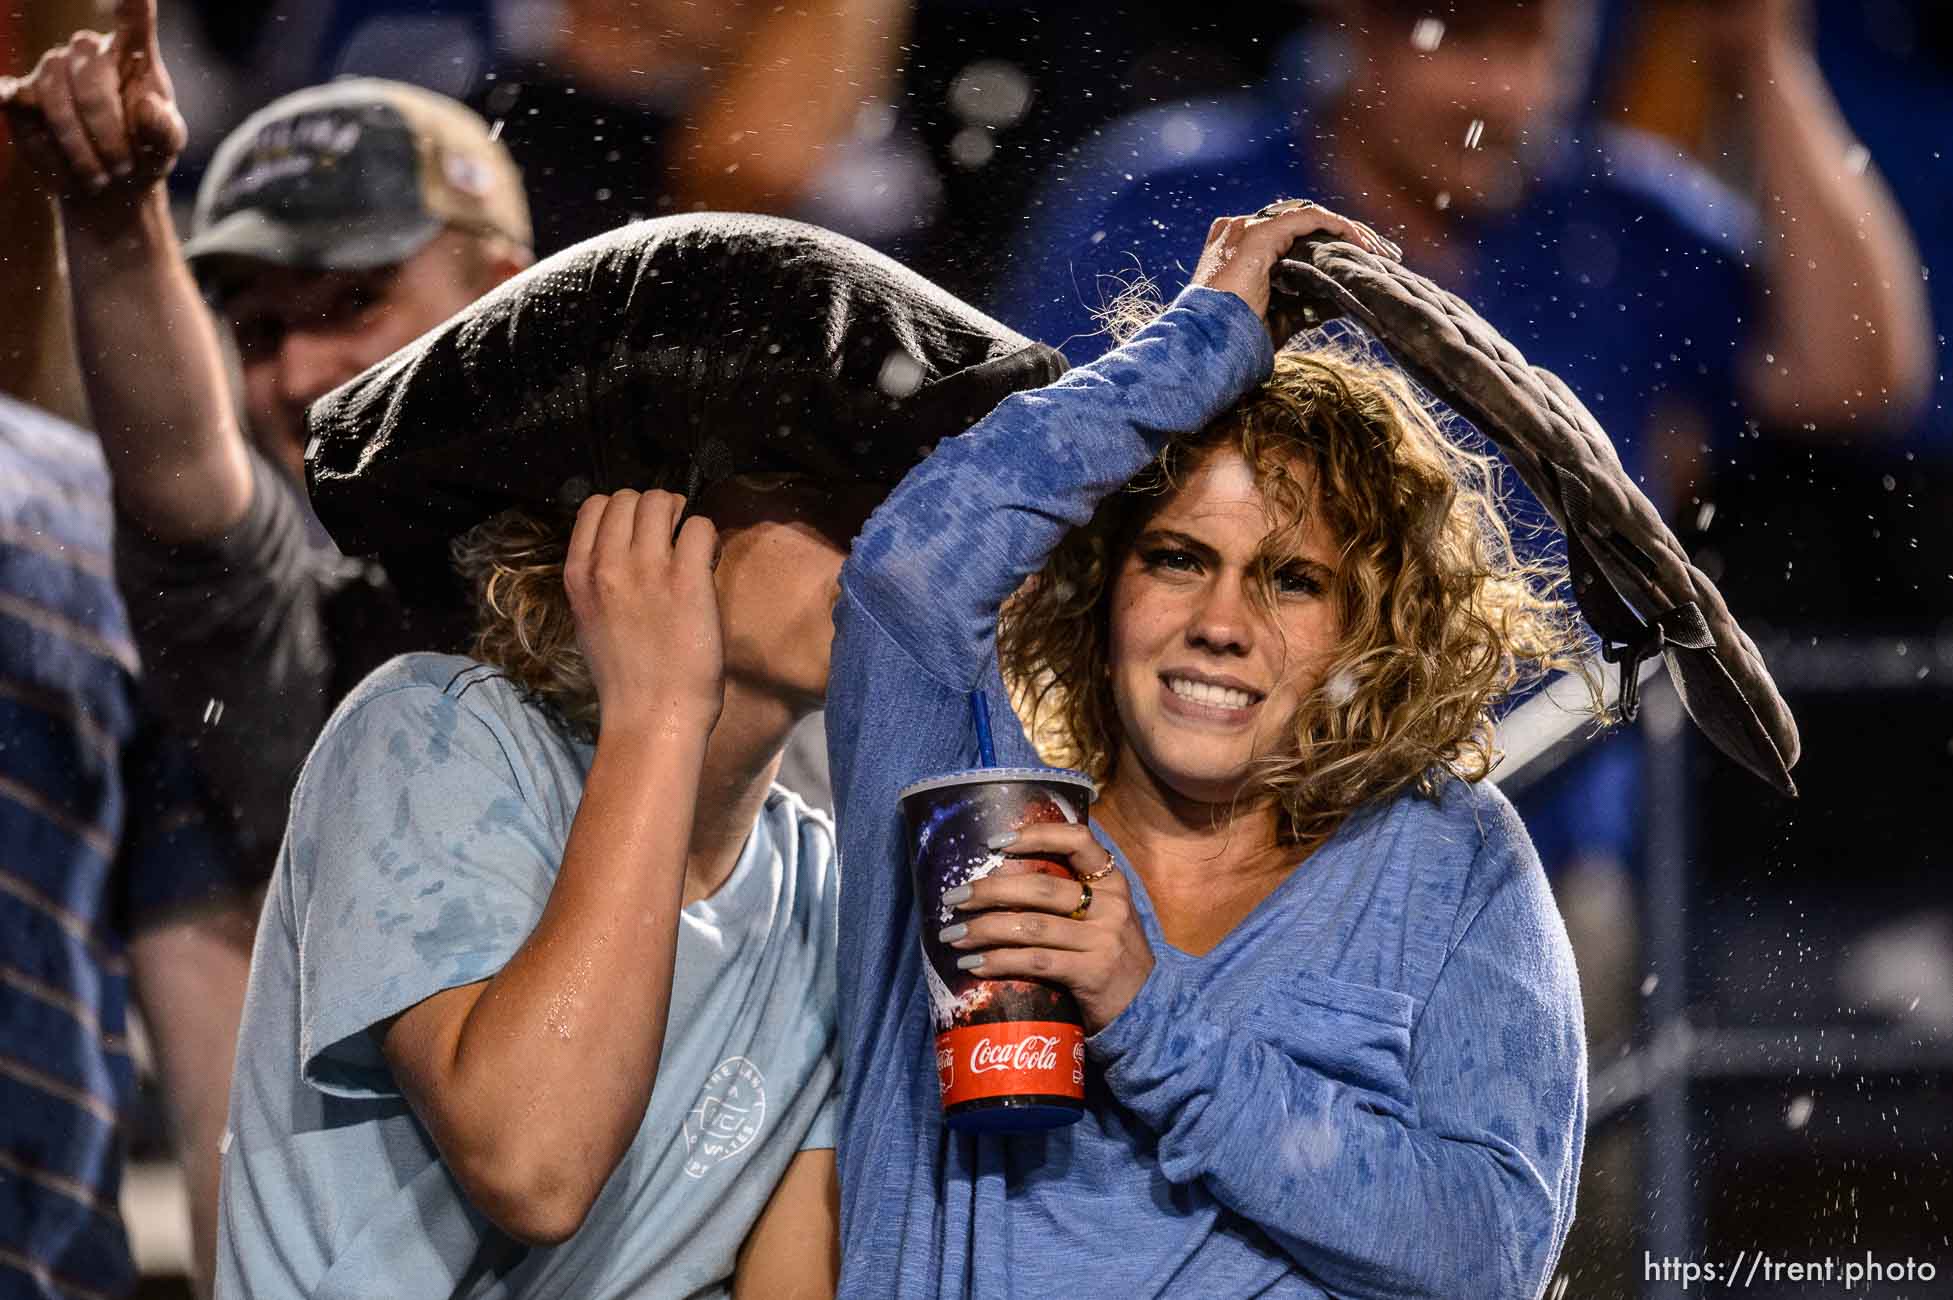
left=216, top=654, right=839, bottom=1299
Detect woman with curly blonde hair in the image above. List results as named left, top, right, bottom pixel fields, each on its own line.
left=827, top=203, right=1592, bottom=1299
left=1000, top=344, right=1591, bottom=856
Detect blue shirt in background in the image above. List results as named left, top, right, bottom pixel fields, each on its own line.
left=827, top=288, right=1586, bottom=1298
left=990, top=93, right=1756, bottom=473
left=217, top=654, right=840, bottom=1298
left=0, top=395, right=238, bottom=1299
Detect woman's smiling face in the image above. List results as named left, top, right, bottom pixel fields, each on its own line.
left=1105, top=447, right=1345, bottom=805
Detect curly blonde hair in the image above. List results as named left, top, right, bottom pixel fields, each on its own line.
left=997, top=342, right=1602, bottom=852
left=450, top=506, right=598, bottom=737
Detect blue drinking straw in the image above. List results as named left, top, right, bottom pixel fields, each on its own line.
left=969, top=690, right=996, bottom=767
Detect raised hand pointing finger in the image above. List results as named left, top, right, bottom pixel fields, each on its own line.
left=115, top=0, right=163, bottom=72
left=115, top=0, right=186, bottom=173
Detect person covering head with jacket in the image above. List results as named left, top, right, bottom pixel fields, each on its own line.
left=204, top=204, right=1066, bottom=1296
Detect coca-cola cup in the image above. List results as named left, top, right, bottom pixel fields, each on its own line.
left=899, top=766, right=1098, bottom=1132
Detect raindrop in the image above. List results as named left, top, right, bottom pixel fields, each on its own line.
left=202, top=697, right=226, bottom=727
left=1411, top=18, right=1446, bottom=52
left=1844, top=143, right=1872, bottom=175
left=1463, top=119, right=1485, bottom=150
left=1641, top=974, right=1660, bottom=996
left=1434, top=190, right=1452, bottom=211
left=878, top=350, right=926, bottom=398
left=947, top=60, right=1034, bottom=130
left=1160, top=115, right=1204, bottom=159
left=1695, top=502, right=1716, bottom=530
left=949, top=126, right=996, bottom=169
left=855, top=102, right=898, bottom=143
left=1323, top=667, right=1360, bottom=707
left=1786, top=1095, right=1815, bottom=1129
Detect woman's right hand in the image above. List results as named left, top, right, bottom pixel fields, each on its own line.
left=1190, top=199, right=1398, bottom=331
left=565, top=490, right=725, bottom=732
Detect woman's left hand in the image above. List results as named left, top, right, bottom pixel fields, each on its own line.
left=1190, top=199, right=1398, bottom=335
left=940, top=821, right=1154, bottom=1035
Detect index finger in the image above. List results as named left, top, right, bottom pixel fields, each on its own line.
left=997, top=823, right=1117, bottom=872
left=116, top=0, right=160, bottom=61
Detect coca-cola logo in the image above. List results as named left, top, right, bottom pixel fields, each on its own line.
left=969, top=1034, right=1061, bottom=1075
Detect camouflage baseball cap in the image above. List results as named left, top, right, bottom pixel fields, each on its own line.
left=184, top=78, right=531, bottom=280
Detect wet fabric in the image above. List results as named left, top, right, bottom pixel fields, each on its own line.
left=0, top=396, right=240, bottom=1299
left=305, top=212, right=1068, bottom=591
left=217, top=654, right=839, bottom=1298
left=826, top=288, right=1585, bottom=1298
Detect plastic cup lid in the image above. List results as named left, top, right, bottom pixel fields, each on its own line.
left=898, top=766, right=1098, bottom=803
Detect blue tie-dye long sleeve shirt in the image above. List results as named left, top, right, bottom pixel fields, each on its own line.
left=826, top=286, right=1586, bottom=1299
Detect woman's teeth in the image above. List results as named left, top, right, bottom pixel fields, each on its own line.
left=1166, top=677, right=1256, bottom=709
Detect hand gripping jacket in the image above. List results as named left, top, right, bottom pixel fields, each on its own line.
left=1273, top=236, right=1800, bottom=795
left=304, top=212, right=1068, bottom=590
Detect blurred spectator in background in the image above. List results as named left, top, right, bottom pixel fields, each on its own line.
left=477, top=0, right=910, bottom=255
left=161, top=0, right=915, bottom=258
left=2, top=5, right=255, bottom=1296
left=0, top=390, right=248, bottom=1300
left=990, top=0, right=1932, bottom=1052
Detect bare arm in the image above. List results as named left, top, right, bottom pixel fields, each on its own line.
left=1, top=0, right=253, bottom=541
left=1720, top=2, right=1933, bottom=430
left=128, top=895, right=258, bottom=1300
left=382, top=490, right=724, bottom=1246
left=667, top=0, right=909, bottom=212
left=732, top=1148, right=839, bottom=1300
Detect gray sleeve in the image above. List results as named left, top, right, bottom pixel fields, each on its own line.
left=775, top=712, right=833, bottom=815
left=114, top=449, right=339, bottom=879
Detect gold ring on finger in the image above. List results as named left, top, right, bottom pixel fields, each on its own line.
left=1077, top=851, right=1116, bottom=883
left=1068, top=879, right=1094, bottom=921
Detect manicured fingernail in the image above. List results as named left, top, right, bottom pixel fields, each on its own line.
left=986, top=831, right=1018, bottom=850
left=937, top=923, right=968, bottom=943
left=942, top=885, right=972, bottom=906
left=956, top=953, right=986, bottom=972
